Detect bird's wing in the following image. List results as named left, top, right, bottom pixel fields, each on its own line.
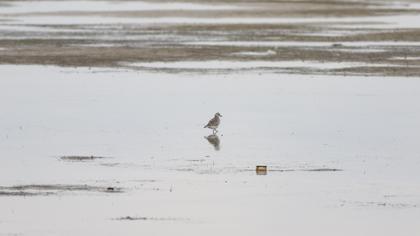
left=205, top=117, right=216, bottom=127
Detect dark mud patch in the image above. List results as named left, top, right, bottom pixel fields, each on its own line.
left=340, top=200, right=418, bottom=209
left=330, top=66, right=420, bottom=77
left=114, top=216, right=189, bottom=222
left=60, top=155, right=109, bottom=161
left=0, top=184, right=123, bottom=197
left=0, top=191, right=53, bottom=197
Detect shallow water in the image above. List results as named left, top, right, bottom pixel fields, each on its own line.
left=0, top=65, right=420, bottom=235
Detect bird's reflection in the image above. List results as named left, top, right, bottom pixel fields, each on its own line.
left=204, top=134, right=221, bottom=151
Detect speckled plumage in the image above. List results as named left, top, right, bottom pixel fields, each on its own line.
left=204, top=112, right=222, bottom=133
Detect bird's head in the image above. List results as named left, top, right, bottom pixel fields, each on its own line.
left=215, top=112, right=222, bottom=117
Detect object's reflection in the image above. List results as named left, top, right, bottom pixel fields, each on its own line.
left=204, top=134, right=220, bottom=151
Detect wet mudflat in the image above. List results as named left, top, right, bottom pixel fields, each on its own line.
left=1, top=0, right=420, bottom=235
left=1, top=0, right=420, bottom=76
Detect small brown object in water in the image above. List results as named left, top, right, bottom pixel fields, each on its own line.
left=256, top=166, right=267, bottom=175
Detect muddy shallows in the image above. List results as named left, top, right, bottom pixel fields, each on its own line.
left=0, top=184, right=123, bottom=197
left=60, top=155, right=109, bottom=161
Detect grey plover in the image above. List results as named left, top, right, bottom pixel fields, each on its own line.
left=204, top=112, right=222, bottom=134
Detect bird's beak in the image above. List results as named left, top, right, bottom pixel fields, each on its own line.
left=219, top=114, right=223, bottom=117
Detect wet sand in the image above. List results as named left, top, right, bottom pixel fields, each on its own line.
left=1, top=0, right=420, bottom=76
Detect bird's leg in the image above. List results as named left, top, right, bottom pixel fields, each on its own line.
left=212, top=129, right=216, bottom=134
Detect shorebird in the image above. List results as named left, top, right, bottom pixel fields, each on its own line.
left=204, top=112, right=222, bottom=134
